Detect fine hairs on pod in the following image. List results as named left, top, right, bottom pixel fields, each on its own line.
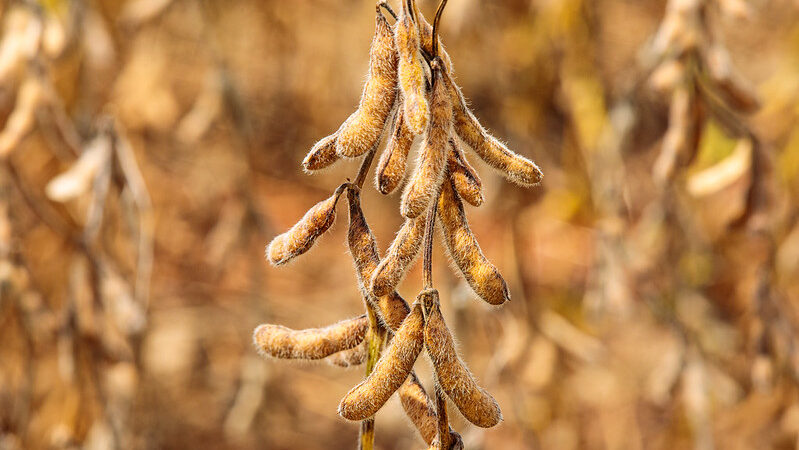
left=370, top=213, right=426, bottom=298
left=375, top=106, right=414, bottom=195
left=438, top=179, right=510, bottom=305
left=253, top=315, right=369, bottom=360
left=395, top=0, right=429, bottom=136
left=400, top=58, right=452, bottom=219
left=346, top=188, right=410, bottom=331
left=302, top=134, right=339, bottom=172
left=423, top=299, right=502, bottom=428
left=335, top=7, right=398, bottom=159
left=447, top=139, right=483, bottom=207
left=440, top=63, right=543, bottom=187
left=338, top=302, right=425, bottom=421
left=266, top=183, right=348, bottom=266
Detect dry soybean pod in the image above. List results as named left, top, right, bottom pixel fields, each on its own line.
left=253, top=314, right=368, bottom=360
left=395, top=0, right=428, bottom=136
left=438, top=179, right=509, bottom=305
left=326, top=342, right=367, bottom=368
left=401, top=58, right=451, bottom=219
left=398, top=372, right=438, bottom=445
left=424, top=300, right=502, bottom=428
left=302, top=133, right=339, bottom=172
left=447, top=139, right=483, bottom=207
left=370, top=213, right=426, bottom=297
left=440, top=66, right=542, bottom=187
left=266, top=183, right=348, bottom=266
left=338, top=301, right=425, bottom=421
left=335, top=7, right=398, bottom=158
left=375, top=106, right=414, bottom=195
left=347, top=188, right=410, bottom=331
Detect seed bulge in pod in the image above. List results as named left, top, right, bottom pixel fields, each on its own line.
left=336, top=8, right=398, bottom=158
left=424, top=301, right=502, bottom=428
left=253, top=314, right=368, bottom=360
left=401, top=58, right=452, bottom=219
left=266, top=184, right=347, bottom=266
left=438, top=180, right=509, bottom=305
left=338, top=302, right=425, bottom=421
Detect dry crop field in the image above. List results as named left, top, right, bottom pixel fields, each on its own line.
left=2, top=0, right=799, bottom=449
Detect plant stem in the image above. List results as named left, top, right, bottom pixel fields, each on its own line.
left=354, top=148, right=377, bottom=189
left=432, top=0, right=448, bottom=58
left=359, top=307, right=386, bottom=450
left=422, top=201, right=438, bottom=289
left=354, top=147, right=382, bottom=450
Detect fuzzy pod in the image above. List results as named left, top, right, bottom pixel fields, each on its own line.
left=375, top=106, right=414, bottom=195
left=326, top=342, right=367, bottom=368
left=253, top=314, right=368, bottom=360
left=438, top=180, right=509, bottom=305
left=266, top=184, right=347, bottom=266
left=302, top=133, right=339, bottom=172
left=447, top=139, right=483, bottom=207
left=347, top=189, right=411, bottom=331
left=424, top=301, right=502, bottom=428
left=441, top=67, right=542, bottom=187
left=401, top=59, right=451, bottom=219
left=399, top=372, right=438, bottom=445
left=338, top=302, right=425, bottom=421
left=395, top=4, right=428, bottom=136
left=335, top=8, right=398, bottom=158
left=370, top=213, right=426, bottom=298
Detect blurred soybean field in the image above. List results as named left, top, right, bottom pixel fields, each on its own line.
left=2, top=0, right=799, bottom=449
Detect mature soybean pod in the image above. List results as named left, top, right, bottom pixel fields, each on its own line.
left=335, top=8, right=398, bottom=158
left=326, top=342, right=367, bottom=368
left=439, top=66, right=542, bottom=187
left=395, top=3, right=428, bottom=136
left=401, top=59, right=451, bottom=219
left=302, top=134, right=339, bottom=172
left=370, top=213, right=426, bottom=297
left=438, top=180, right=509, bottom=305
left=338, top=302, right=425, bottom=420
left=447, top=139, right=483, bottom=207
left=398, top=372, right=438, bottom=445
left=424, top=302, right=502, bottom=428
left=253, top=315, right=368, bottom=360
left=347, top=189, right=411, bottom=331
left=375, top=106, right=414, bottom=195
left=266, top=184, right=347, bottom=265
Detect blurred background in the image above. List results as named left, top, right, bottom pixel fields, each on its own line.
left=2, top=0, right=799, bottom=448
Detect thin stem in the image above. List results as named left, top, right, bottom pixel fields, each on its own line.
left=377, top=1, right=396, bottom=21
left=432, top=0, right=449, bottom=58
left=422, top=201, right=438, bottom=289
left=359, top=307, right=386, bottom=450
left=354, top=148, right=377, bottom=189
